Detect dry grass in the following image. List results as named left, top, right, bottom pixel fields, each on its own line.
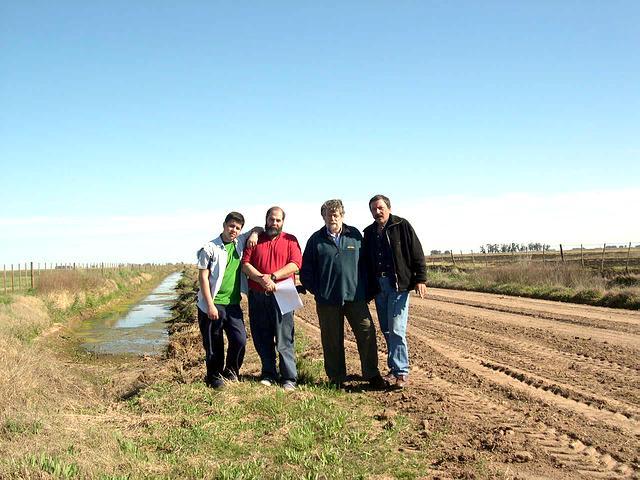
left=475, top=261, right=608, bottom=290
left=0, top=269, right=180, bottom=478
left=0, top=296, right=51, bottom=341
left=428, top=262, right=640, bottom=309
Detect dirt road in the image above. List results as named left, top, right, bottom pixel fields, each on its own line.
left=294, top=288, right=640, bottom=479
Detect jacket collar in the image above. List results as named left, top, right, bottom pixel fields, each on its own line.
left=212, top=235, right=237, bottom=248
left=320, top=223, right=352, bottom=238
left=368, top=214, right=401, bottom=232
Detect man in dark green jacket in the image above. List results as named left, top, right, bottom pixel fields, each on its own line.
left=300, top=199, right=386, bottom=389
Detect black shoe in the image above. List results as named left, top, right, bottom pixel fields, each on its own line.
left=368, top=374, right=390, bottom=390
left=222, top=369, right=239, bottom=382
left=207, top=373, right=225, bottom=389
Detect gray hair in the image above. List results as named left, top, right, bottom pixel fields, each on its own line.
left=320, top=199, right=345, bottom=217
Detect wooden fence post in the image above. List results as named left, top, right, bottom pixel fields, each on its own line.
left=450, top=250, right=456, bottom=266
left=601, top=243, right=606, bottom=273
left=542, top=246, right=545, bottom=263
left=30, top=262, right=34, bottom=289
left=11, top=264, right=15, bottom=292
left=560, top=244, right=564, bottom=263
left=626, top=242, right=632, bottom=274
left=581, top=244, right=584, bottom=267
left=17, top=263, right=21, bottom=290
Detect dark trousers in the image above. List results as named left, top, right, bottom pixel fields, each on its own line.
left=316, top=300, right=380, bottom=383
left=248, top=290, right=297, bottom=383
left=197, top=304, right=247, bottom=381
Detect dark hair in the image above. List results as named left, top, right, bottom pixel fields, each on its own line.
left=320, top=199, right=344, bottom=216
left=224, top=211, right=245, bottom=226
left=266, top=206, right=285, bottom=221
left=368, top=194, right=391, bottom=209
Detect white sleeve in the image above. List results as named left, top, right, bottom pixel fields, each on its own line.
left=196, top=246, right=212, bottom=270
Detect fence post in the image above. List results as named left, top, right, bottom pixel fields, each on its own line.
left=626, top=242, right=632, bottom=274
left=542, top=245, right=545, bottom=263
left=450, top=250, right=456, bottom=266
left=601, top=243, right=606, bottom=274
left=3, top=264, right=6, bottom=295
left=30, top=262, right=34, bottom=289
left=560, top=244, right=564, bottom=263
left=11, top=264, right=15, bottom=292
left=581, top=244, right=584, bottom=267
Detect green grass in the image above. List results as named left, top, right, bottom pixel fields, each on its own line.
left=118, top=380, right=431, bottom=479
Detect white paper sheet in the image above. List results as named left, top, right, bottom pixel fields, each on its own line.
left=273, top=277, right=303, bottom=315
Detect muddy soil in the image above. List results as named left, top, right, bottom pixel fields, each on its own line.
left=294, top=288, right=640, bottom=479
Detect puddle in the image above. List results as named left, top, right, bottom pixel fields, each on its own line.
left=76, top=272, right=182, bottom=355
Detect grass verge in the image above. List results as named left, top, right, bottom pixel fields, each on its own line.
left=427, top=263, right=640, bottom=310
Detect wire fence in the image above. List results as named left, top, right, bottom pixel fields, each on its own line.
left=1, top=262, right=173, bottom=294
left=427, top=242, right=640, bottom=273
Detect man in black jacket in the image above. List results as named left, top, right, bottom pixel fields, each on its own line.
left=363, top=194, right=427, bottom=389
left=300, top=199, right=386, bottom=390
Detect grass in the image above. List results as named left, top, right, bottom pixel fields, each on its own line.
left=117, top=377, right=426, bottom=479
left=427, top=262, right=640, bottom=309
left=0, top=267, right=439, bottom=479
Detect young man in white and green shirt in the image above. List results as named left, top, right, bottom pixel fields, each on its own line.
left=196, top=212, right=261, bottom=388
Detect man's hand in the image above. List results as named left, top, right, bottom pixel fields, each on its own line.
left=207, top=302, right=219, bottom=320
left=246, top=231, right=259, bottom=249
left=256, top=273, right=277, bottom=292
left=414, top=282, right=427, bottom=298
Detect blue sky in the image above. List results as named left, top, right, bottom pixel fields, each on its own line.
left=1, top=1, right=639, bottom=263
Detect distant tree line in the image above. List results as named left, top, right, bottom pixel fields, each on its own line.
left=429, top=243, right=552, bottom=256
left=429, top=243, right=639, bottom=256
left=479, top=243, right=551, bottom=254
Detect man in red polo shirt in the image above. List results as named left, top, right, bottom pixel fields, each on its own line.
left=242, top=206, right=302, bottom=391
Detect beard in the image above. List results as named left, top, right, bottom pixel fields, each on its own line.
left=265, top=224, right=282, bottom=237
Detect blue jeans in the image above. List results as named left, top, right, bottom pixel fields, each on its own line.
left=374, top=277, right=410, bottom=376
left=248, top=290, right=297, bottom=383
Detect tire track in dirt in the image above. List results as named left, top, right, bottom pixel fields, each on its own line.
left=294, top=301, right=639, bottom=479
left=413, top=297, right=640, bottom=349
left=407, top=328, right=640, bottom=437
left=418, top=370, right=636, bottom=479
left=425, top=289, right=640, bottom=330
left=409, top=313, right=640, bottom=409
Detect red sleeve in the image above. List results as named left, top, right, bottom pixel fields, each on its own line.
left=288, top=235, right=302, bottom=269
left=242, top=244, right=254, bottom=264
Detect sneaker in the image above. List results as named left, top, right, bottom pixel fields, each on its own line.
left=382, top=372, right=396, bottom=384
left=282, top=380, right=296, bottom=392
left=368, top=374, right=390, bottom=390
left=208, top=373, right=225, bottom=389
left=394, top=374, right=408, bottom=389
left=259, top=377, right=274, bottom=387
left=222, top=369, right=239, bottom=382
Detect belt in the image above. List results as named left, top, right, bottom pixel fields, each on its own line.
left=377, top=272, right=390, bottom=278
left=251, top=289, right=273, bottom=296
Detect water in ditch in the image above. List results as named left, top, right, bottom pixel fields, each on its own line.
left=76, top=271, right=182, bottom=355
